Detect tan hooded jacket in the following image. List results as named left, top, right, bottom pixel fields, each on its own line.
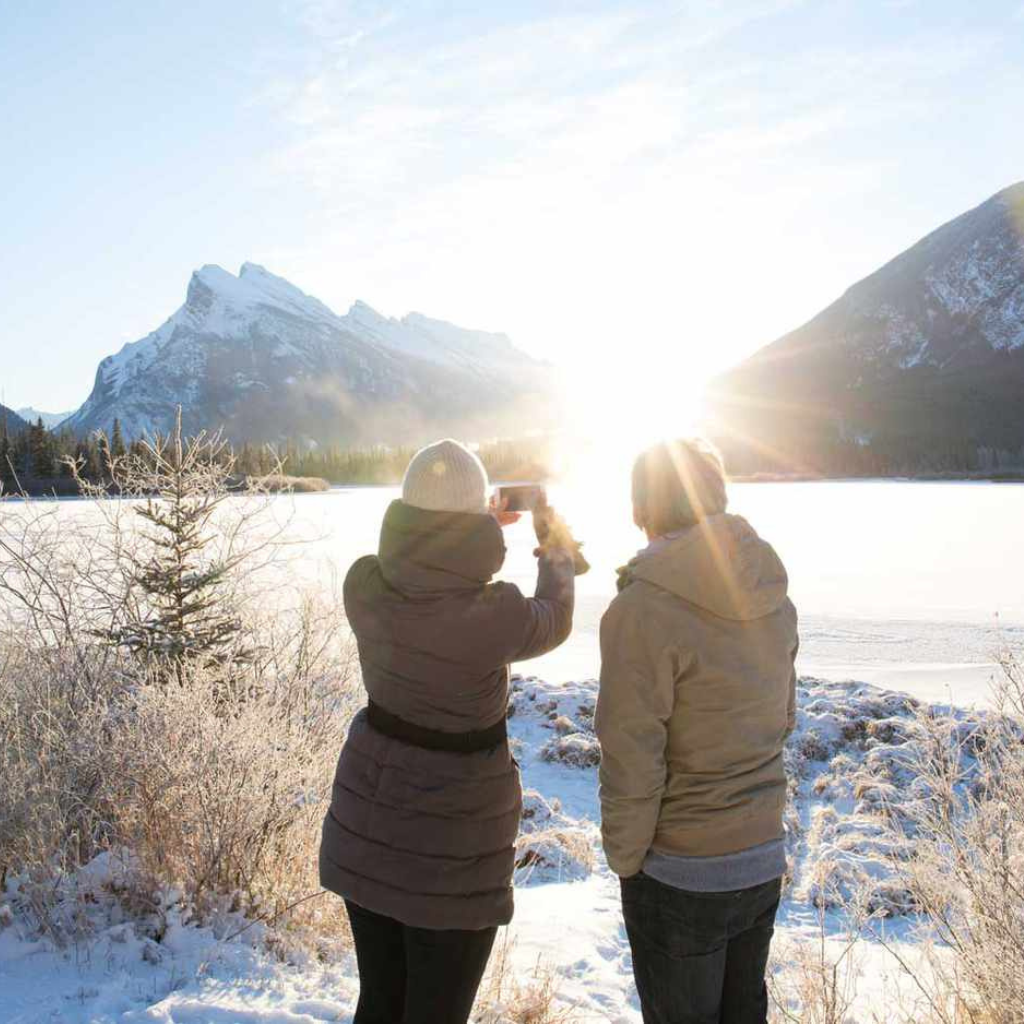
left=595, top=513, right=798, bottom=878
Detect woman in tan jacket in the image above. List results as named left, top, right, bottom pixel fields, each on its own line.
left=596, top=438, right=798, bottom=1024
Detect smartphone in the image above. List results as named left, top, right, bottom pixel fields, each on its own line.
left=496, top=484, right=547, bottom=513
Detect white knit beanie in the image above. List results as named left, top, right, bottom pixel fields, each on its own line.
left=401, top=439, right=489, bottom=515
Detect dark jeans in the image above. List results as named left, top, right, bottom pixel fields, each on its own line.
left=345, top=900, right=497, bottom=1024
left=620, top=873, right=782, bottom=1024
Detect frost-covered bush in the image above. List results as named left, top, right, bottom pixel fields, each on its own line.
left=0, top=602, right=356, bottom=945
left=520, top=789, right=560, bottom=831
left=475, top=935, right=581, bottom=1024
left=514, top=829, right=595, bottom=884
left=106, top=659, right=349, bottom=920
left=878, top=657, right=1024, bottom=1024
left=0, top=645, right=120, bottom=894
left=0, top=428, right=358, bottom=947
left=515, top=790, right=594, bottom=884
left=786, top=679, right=988, bottom=920
left=550, top=715, right=577, bottom=736
left=539, top=733, right=601, bottom=768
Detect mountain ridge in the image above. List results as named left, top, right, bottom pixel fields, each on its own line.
left=708, top=182, right=1024, bottom=473
left=16, top=408, right=73, bottom=429
left=1, top=404, right=29, bottom=435
left=64, top=264, right=551, bottom=445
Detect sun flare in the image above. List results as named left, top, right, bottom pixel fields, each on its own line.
left=547, top=356, right=710, bottom=490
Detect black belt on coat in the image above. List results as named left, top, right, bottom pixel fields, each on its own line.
left=366, top=700, right=507, bottom=754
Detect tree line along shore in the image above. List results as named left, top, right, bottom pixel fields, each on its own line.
left=0, top=417, right=552, bottom=497
left=3, top=415, right=1023, bottom=498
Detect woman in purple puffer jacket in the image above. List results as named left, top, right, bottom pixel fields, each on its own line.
left=320, top=439, right=584, bottom=1024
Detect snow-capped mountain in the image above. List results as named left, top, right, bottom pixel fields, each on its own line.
left=343, top=300, right=527, bottom=376
left=64, top=263, right=551, bottom=445
left=17, top=408, right=73, bottom=429
left=709, top=182, right=1024, bottom=469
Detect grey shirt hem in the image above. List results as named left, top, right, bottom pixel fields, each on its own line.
left=642, top=837, right=787, bottom=893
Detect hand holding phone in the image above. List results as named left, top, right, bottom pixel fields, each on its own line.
left=489, top=492, right=522, bottom=528
left=495, top=484, right=547, bottom=513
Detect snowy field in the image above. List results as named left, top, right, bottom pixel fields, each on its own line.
left=0, top=670, right=994, bottom=1023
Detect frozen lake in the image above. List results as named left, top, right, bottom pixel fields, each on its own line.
left=280, top=479, right=1024, bottom=708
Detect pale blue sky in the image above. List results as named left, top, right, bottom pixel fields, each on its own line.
left=2, top=0, right=1023, bottom=415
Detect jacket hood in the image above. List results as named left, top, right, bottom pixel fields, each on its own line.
left=378, top=499, right=506, bottom=593
left=622, top=513, right=789, bottom=621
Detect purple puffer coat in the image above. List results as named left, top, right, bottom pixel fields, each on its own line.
left=319, top=500, right=574, bottom=930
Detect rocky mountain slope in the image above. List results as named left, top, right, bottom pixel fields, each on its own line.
left=708, top=182, right=1024, bottom=472
left=1, top=404, right=29, bottom=435
left=63, top=264, right=551, bottom=445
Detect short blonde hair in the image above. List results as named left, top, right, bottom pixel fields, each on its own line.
left=632, top=438, right=727, bottom=535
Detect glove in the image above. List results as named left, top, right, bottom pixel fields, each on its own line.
left=533, top=504, right=590, bottom=576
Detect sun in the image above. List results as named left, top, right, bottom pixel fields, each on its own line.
left=554, top=355, right=708, bottom=448
left=535, top=352, right=712, bottom=533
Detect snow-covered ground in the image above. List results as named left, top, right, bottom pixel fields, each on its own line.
left=0, top=674, right=993, bottom=1023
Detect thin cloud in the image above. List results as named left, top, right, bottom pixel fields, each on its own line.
left=267, top=3, right=992, bottom=207
left=255, top=1, right=1008, bottom=379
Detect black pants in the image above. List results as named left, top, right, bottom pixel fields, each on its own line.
left=345, top=900, right=497, bottom=1024
left=620, top=873, right=782, bottom=1024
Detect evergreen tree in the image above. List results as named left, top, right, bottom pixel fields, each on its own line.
left=96, top=432, right=112, bottom=481
left=73, top=439, right=99, bottom=481
left=99, top=411, right=248, bottom=684
left=30, top=418, right=56, bottom=478
left=110, top=418, right=126, bottom=460
left=12, top=429, right=30, bottom=480
left=0, top=422, right=13, bottom=492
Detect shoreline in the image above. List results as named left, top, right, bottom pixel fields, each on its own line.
left=8, top=474, right=1024, bottom=500
left=729, top=471, right=1024, bottom=484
